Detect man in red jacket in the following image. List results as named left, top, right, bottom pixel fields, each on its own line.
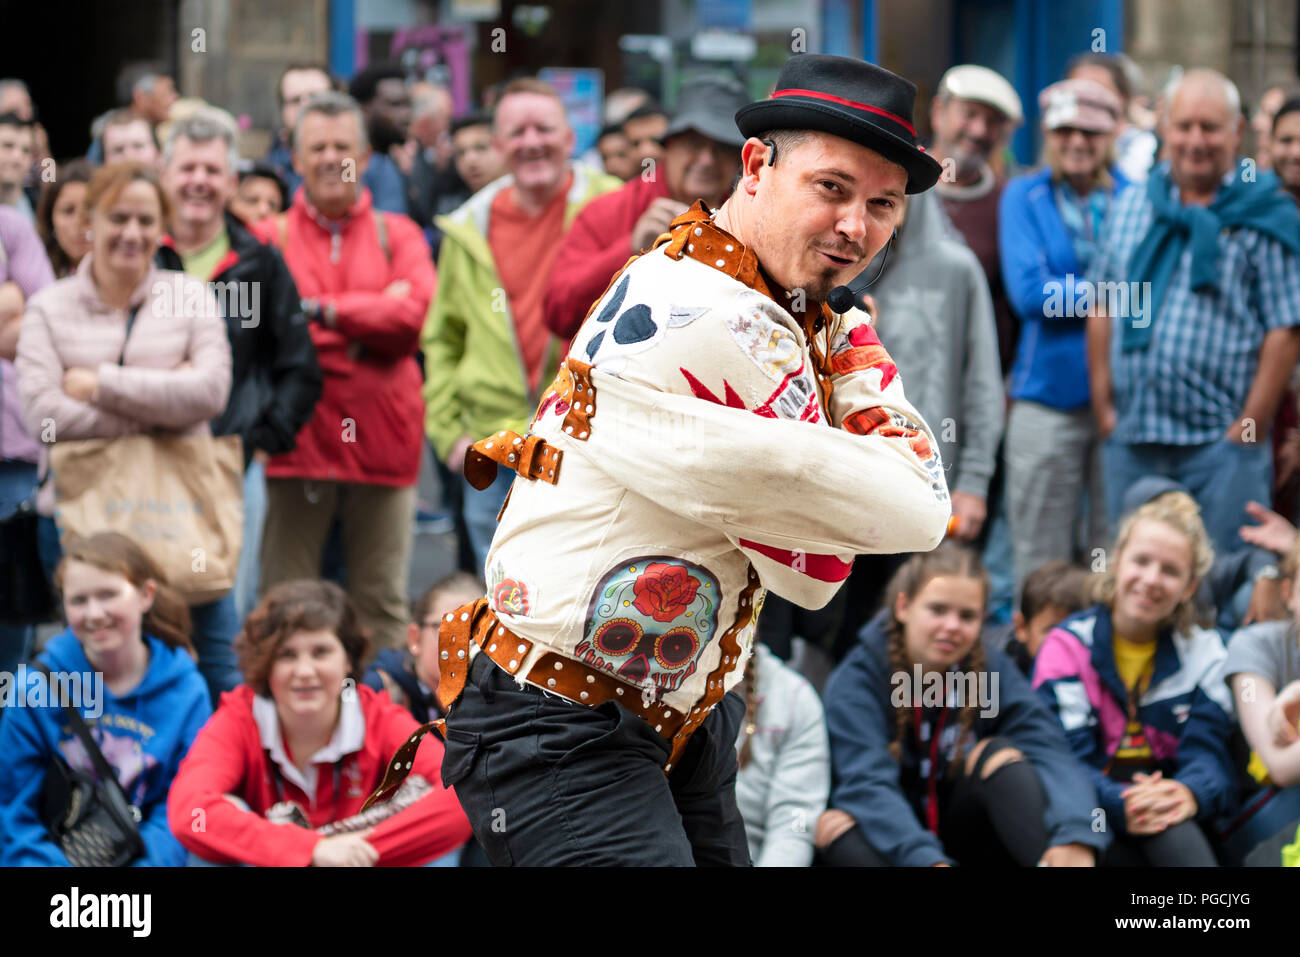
left=253, top=91, right=436, bottom=651
left=543, top=76, right=749, bottom=340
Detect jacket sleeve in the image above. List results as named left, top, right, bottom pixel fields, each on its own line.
left=14, top=297, right=141, bottom=440
left=951, top=257, right=1005, bottom=498
left=316, top=214, right=435, bottom=358
left=1173, top=657, right=1240, bottom=821
left=94, top=287, right=233, bottom=429
left=998, top=179, right=1078, bottom=324
left=247, top=248, right=323, bottom=455
left=364, top=704, right=473, bottom=866
left=134, top=673, right=213, bottom=867
left=754, top=678, right=830, bottom=867
left=986, top=645, right=1109, bottom=855
left=823, top=647, right=951, bottom=867
left=1031, top=627, right=1130, bottom=832
left=580, top=363, right=950, bottom=559
left=421, top=233, right=470, bottom=461
left=543, top=199, right=634, bottom=339
left=0, top=212, right=55, bottom=297
left=167, top=699, right=322, bottom=867
left=0, top=675, right=72, bottom=866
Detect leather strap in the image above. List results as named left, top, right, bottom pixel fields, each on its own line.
left=560, top=359, right=596, bottom=441
left=464, top=431, right=563, bottom=490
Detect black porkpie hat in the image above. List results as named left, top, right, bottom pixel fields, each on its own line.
left=735, top=54, right=942, bottom=194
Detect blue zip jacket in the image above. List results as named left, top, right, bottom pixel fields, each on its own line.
left=0, top=629, right=212, bottom=866
left=999, top=166, right=1129, bottom=410
left=824, top=612, right=1108, bottom=866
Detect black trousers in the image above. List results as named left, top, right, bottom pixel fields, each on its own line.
left=818, top=735, right=1050, bottom=866
left=441, top=653, right=752, bottom=866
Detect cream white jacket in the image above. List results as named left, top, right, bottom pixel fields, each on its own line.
left=477, top=208, right=949, bottom=717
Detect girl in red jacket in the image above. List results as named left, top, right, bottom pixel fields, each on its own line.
left=168, top=580, right=471, bottom=866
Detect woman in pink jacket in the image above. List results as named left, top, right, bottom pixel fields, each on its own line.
left=14, top=161, right=236, bottom=703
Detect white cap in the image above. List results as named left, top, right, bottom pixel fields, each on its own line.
left=938, top=65, right=1024, bottom=125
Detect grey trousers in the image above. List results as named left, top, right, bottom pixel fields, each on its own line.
left=1003, top=400, right=1108, bottom=597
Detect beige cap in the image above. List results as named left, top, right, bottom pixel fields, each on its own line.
left=938, top=64, right=1024, bottom=125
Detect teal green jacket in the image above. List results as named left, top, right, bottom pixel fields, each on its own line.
left=422, top=164, right=621, bottom=461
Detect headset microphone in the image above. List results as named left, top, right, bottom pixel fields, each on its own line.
left=826, top=229, right=897, bottom=314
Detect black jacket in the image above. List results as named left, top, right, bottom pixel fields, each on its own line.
left=156, top=212, right=322, bottom=468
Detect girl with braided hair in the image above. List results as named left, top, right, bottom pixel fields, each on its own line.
left=816, top=542, right=1105, bottom=866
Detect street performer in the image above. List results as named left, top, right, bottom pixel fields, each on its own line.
left=371, top=55, right=952, bottom=865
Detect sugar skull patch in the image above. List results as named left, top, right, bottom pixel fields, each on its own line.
left=577, top=557, right=720, bottom=697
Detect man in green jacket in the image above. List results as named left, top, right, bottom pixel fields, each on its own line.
left=422, top=77, right=619, bottom=572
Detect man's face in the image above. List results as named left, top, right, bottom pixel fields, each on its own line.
left=598, top=130, right=636, bottom=180
left=293, top=110, right=368, bottom=212
left=1166, top=80, right=1241, bottom=194
left=623, top=112, right=668, bottom=169
left=140, top=77, right=178, bottom=125
left=663, top=130, right=740, bottom=209
left=0, top=123, right=32, bottom=187
left=368, top=77, right=412, bottom=145
left=103, top=119, right=158, bottom=166
left=280, top=69, right=332, bottom=134
left=742, top=132, right=906, bottom=303
left=162, top=136, right=236, bottom=232
left=930, top=95, right=1011, bottom=175
left=494, top=92, right=574, bottom=195
left=452, top=124, right=504, bottom=194
left=1270, top=111, right=1300, bottom=193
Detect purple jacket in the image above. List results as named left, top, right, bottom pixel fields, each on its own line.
left=0, top=206, right=55, bottom=462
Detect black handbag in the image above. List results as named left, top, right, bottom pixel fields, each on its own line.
left=0, top=499, right=56, bottom=624
left=35, top=664, right=145, bottom=867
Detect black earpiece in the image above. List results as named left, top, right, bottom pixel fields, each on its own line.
left=761, top=138, right=777, bottom=166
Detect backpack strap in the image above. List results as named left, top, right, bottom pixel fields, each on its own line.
left=372, top=208, right=390, bottom=263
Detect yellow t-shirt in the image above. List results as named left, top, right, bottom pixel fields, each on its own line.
left=1112, top=634, right=1157, bottom=763
left=179, top=227, right=230, bottom=282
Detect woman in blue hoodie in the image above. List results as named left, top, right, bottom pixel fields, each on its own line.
left=999, top=78, right=1130, bottom=594
left=0, top=532, right=211, bottom=866
left=815, top=542, right=1105, bottom=866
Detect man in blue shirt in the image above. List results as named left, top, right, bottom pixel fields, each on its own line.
left=348, top=64, right=412, bottom=216
left=1088, top=67, right=1300, bottom=556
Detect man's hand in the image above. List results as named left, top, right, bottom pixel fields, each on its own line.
left=446, top=435, right=474, bottom=473
left=382, top=279, right=412, bottom=300
left=630, top=198, right=689, bottom=254
left=1239, top=500, right=1297, bottom=555
left=1094, top=400, right=1117, bottom=440
left=63, top=367, right=98, bottom=402
left=1038, top=843, right=1096, bottom=867
left=310, top=832, right=379, bottom=867
left=947, top=491, right=986, bottom=542
left=1268, top=681, right=1300, bottom=748
left=390, top=140, right=418, bottom=177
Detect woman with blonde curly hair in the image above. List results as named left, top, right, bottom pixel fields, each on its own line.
left=1033, top=490, right=1238, bottom=865
left=817, top=542, right=1104, bottom=866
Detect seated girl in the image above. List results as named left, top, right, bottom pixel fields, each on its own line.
left=1221, top=533, right=1300, bottom=862
left=816, top=542, right=1104, bottom=866
left=735, top=641, right=830, bottom=866
left=1033, top=491, right=1238, bottom=865
left=0, top=532, right=211, bottom=866
left=168, top=579, right=472, bottom=867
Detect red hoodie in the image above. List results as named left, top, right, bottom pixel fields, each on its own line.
left=168, top=684, right=471, bottom=867
left=542, top=173, right=672, bottom=340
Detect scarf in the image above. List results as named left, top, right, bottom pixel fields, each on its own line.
left=1122, top=164, right=1300, bottom=351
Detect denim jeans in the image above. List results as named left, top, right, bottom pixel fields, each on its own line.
left=1102, top=437, right=1273, bottom=557
left=461, top=465, right=513, bottom=576
left=232, top=459, right=267, bottom=624
left=190, top=591, right=242, bottom=705
left=442, top=654, right=752, bottom=866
